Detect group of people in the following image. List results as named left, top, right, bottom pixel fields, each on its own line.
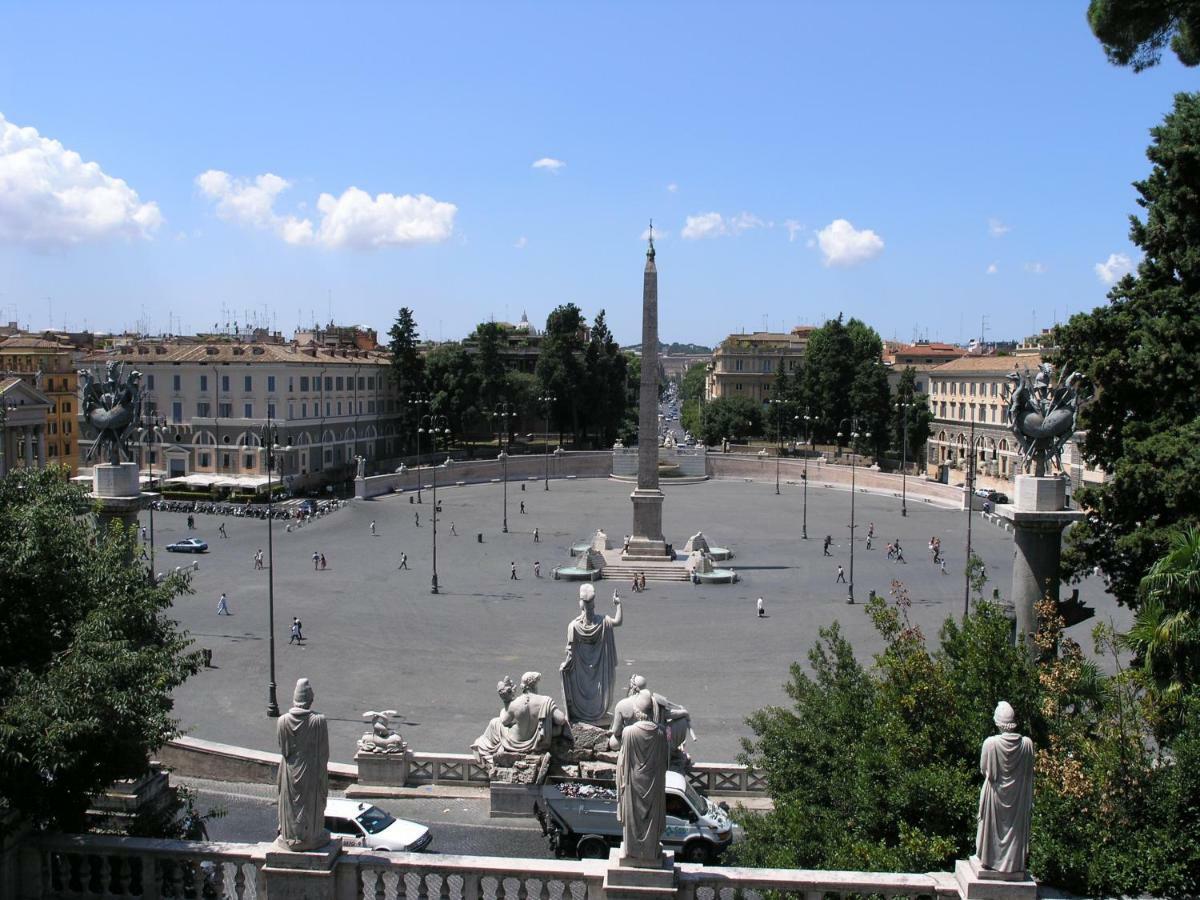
left=630, top=572, right=648, bottom=592
left=929, top=536, right=948, bottom=573
left=311, top=550, right=328, bottom=570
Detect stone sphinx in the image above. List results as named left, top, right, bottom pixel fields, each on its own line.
left=560, top=584, right=623, bottom=726
left=357, top=709, right=407, bottom=754
left=609, top=674, right=695, bottom=771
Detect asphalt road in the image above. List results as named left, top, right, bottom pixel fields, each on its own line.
left=179, top=777, right=551, bottom=858
left=156, top=472, right=1128, bottom=765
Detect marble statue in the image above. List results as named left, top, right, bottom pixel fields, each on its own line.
left=355, top=455, right=366, bottom=478
left=500, top=671, right=570, bottom=754
left=976, top=701, right=1034, bottom=873
left=471, top=677, right=517, bottom=767
left=79, top=361, right=143, bottom=465
left=610, top=675, right=695, bottom=766
left=616, top=690, right=668, bottom=864
left=560, top=584, right=623, bottom=725
left=357, top=709, right=407, bottom=754
left=276, top=678, right=331, bottom=851
left=1004, top=363, right=1087, bottom=477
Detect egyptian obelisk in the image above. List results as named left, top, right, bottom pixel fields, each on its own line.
left=623, top=225, right=668, bottom=560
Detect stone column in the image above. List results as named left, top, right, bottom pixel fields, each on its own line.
left=23, top=426, right=33, bottom=468
left=625, top=236, right=668, bottom=561
left=35, top=425, right=45, bottom=468
left=90, top=462, right=144, bottom=561
left=997, top=475, right=1083, bottom=648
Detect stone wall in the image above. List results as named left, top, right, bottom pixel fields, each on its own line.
left=356, top=451, right=614, bottom=499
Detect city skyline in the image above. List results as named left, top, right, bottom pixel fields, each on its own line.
left=0, top=3, right=1194, bottom=345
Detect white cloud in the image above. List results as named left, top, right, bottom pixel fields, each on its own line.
left=988, top=217, right=1011, bottom=238
left=0, top=112, right=162, bottom=248
left=666, top=182, right=678, bottom=193
left=814, top=218, right=884, bottom=267
left=1095, top=252, right=1133, bottom=284
left=680, top=210, right=764, bottom=240
left=1024, top=261, right=1047, bottom=274
left=986, top=262, right=998, bottom=275
left=532, top=157, right=565, bottom=172
left=783, top=219, right=804, bottom=242
left=196, top=169, right=456, bottom=248
left=514, top=236, right=528, bottom=249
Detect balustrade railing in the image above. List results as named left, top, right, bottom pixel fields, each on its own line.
left=407, top=752, right=491, bottom=786
left=677, top=863, right=957, bottom=900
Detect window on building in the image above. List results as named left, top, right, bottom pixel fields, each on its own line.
left=200, top=374, right=208, bottom=391
left=171, top=401, right=182, bottom=423
left=358, top=377, right=365, bottom=390
left=219, top=402, right=232, bottom=418
left=990, top=382, right=998, bottom=397
left=358, top=401, right=363, bottom=414
left=172, top=374, right=180, bottom=391
left=63, top=401, right=70, bottom=413
left=241, top=375, right=250, bottom=392
left=244, top=403, right=253, bottom=418
left=915, top=381, right=924, bottom=393
left=268, top=375, right=276, bottom=392
left=49, top=421, right=56, bottom=435
left=221, top=375, right=230, bottom=392
left=735, top=359, right=743, bottom=372
left=199, top=452, right=211, bottom=467
left=288, top=376, right=294, bottom=392
left=326, top=401, right=331, bottom=416
left=287, top=403, right=293, bottom=419
left=970, top=382, right=976, bottom=396
left=950, top=382, right=957, bottom=395
left=196, top=401, right=211, bottom=417
left=64, top=421, right=71, bottom=434
left=147, top=374, right=155, bottom=390
left=300, top=376, right=310, bottom=391
left=325, top=377, right=333, bottom=391
left=368, top=400, right=375, bottom=413
left=335, top=376, right=344, bottom=391
left=222, top=452, right=231, bottom=468
left=244, top=454, right=255, bottom=469
left=63, top=442, right=71, bottom=455
left=267, top=402, right=276, bottom=419
left=735, top=383, right=743, bottom=391
left=324, top=448, right=333, bottom=463
left=337, top=401, right=342, bottom=415
left=302, top=402, right=307, bottom=418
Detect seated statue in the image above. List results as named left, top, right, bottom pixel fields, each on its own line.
left=471, top=677, right=517, bottom=767
left=358, top=710, right=407, bottom=754
left=500, top=671, right=570, bottom=755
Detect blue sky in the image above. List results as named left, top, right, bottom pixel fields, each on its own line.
left=0, top=2, right=1194, bottom=346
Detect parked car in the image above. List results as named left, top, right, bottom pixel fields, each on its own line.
left=987, top=490, right=1010, bottom=504
left=166, top=538, right=209, bottom=553
left=323, top=799, right=432, bottom=852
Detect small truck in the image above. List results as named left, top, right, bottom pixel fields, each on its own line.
left=533, top=771, right=740, bottom=864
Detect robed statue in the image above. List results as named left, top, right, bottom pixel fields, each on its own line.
left=560, top=584, right=623, bottom=725
left=276, top=678, right=331, bottom=851
left=610, top=674, right=695, bottom=770
left=616, top=690, right=668, bottom=864
left=976, top=701, right=1034, bottom=873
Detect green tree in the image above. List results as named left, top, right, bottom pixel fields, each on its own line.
left=581, top=310, right=628, bottom=448
left=802, top=316, right=856, bottom=443
left=680, top=362, right=707, bottom=403
left=535, top=304, right=586, bottom=443
left=1054, top=92, right=1200, bottom=607
left=1088, top=0, right=1200, bottom=71
left=892, top=367, right=934, bottom=466
left=698, top=396, right=763, bottom=446
left=387, top=307, right=425, bottom=450
left=472, top=322, right=507, bottom=411
left=0, top=468, right=200, bottom=831
left=423, top=342, right=479, bottom=445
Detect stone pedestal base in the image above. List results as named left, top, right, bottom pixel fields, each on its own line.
left=90, top=463, right=144, bottom=560
left=262, top=838, right=342, bottom=900
left=997, top=476, right=1084, bottom=647
left=603, top=848, right=676, bottom=900
left=625, top=488, right=667, bottom=560
left=954, top=857, right=1036, bottom=900
left=354, top=748, right=411, bottom=787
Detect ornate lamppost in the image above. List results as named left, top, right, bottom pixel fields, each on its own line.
left=896, top=399, right=915, bottom=518
left=538, top=393, right=556, bottom=491
left=262, top=413, right=290, bottom=718
left=486, top=402, right=514, bottom=532
left=837, top=416, right=871, bottom=604
left=797, top=409, right=812, bottom=540
left=137, top=413, right=168, bottom=582
left=768, top=398, right=785, bottom=495
left=420, top=414, right=450, bottom=593
left=408, top=393, right=431, bottom=502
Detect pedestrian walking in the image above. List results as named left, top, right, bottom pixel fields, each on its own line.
left=533, top=527, right=540, bottom=543
left=534, top=560, right=542, bottom=578
left=632, top=575, right=640, bottom=593
left=254, top=548, right=264, bottom=570
left=370, top=520, right=376, bottom=536
left=866, top=533, right=873, bottom=550
left=414, top=511, right=420, bottom=527
left=450, top=521, right=458, bottom=536
left=836, top=565, right=846, bottom=584
left=141, top=525, right=148, bottom=542
left=319, top=553, right=327, bottom=570
left=823, top=535, right=833, bottom=557
left=218, top=522, right=228, bottom=539
left=940, top=558, right=948, bottom=575
left=638, top=572, right=646, bottom=592
left=312, top=551, right=319, bottom=571
left=520, top=501, right=526, bottom=515
left=398, top=553, right=409, bottom=570
left=216, top=592, right=230, bottom=615
left=510, top=561, right=518, bottom=580
left=895, top=545, right=906, bottom=564
left=757, top=597, right=765, bottom=618
left=140, top=545, right=149, bottom=561
left=187, top=514, right=195, bottom=530
left=867, top=522, right=875, bottom=540
left=289, top=617, right=303, bottom=644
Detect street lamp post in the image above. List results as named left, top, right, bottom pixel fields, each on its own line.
left=837, top=416, right=871, bottom=604
left=420, top=414, right=451, bottom=594
left=538, top=394, right=556, bottom=490
left=768, top=398, right=785, bottom=495
left=962, top=408, right=994, bottom=619
left=138, top=414, right=168, bottom=583
left=896, top=399, right=913, bottom=518
left=261, top=413, right=289, bottom=718
left=408, top=393, right=431, bottom=502
left=798, top=409, right=812, bottom=540
left=486, top=402, right=514, bottom=532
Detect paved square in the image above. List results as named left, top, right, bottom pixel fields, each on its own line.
left=158, top=474, right=1126, bottom=764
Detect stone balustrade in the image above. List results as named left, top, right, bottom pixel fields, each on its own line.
left=13, top=832, right=967, bottom=900
left=357, top=452, right=614, bottom=499
left=406, top=752, right=491, bottom=786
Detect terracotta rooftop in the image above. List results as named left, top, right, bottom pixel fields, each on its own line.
left=930, top=354, right=1043, bottom=374
left=86, top=342, right=390, bottom=366
left=0, top=335, right=75, bottom=351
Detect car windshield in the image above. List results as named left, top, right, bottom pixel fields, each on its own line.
left=682, top=782, right=708, bottom=818
left=356, top=806, right=396, bottom=835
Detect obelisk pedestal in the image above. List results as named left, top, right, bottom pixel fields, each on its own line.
left=624, top=229, right=668, bottom=561
left=90, top=462, right=144, bottom=562
left=996, top=475, right=1083, bottom=648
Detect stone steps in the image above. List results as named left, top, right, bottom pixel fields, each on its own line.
left=601, top=564, right=691, bottom=583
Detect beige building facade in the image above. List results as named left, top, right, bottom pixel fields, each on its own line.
left=705, top=327, right=813, bottom=403
left=0, top=377, right=52, bottom=477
